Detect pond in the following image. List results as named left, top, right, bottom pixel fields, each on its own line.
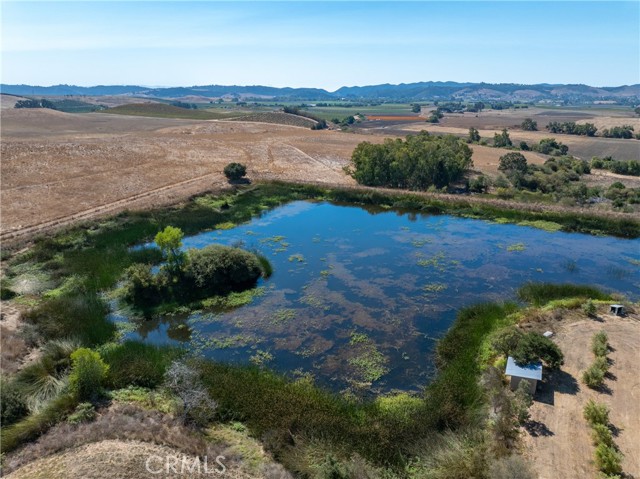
left=114, top=201, right=639, bottom=394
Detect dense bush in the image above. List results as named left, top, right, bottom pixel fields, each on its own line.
left=0, top=376, right=29, bottom=427
left=223, top=162, right=247, bottom=181
left=348, top=131, right=473, bottom=189
left=186, top=245, right=262, bottom=296
left=68, top=348, right=109, bottom=401
left=493, top=129, right=512, bottom=147
left=581, top=299, right=597, bottom=317
left=546, top=121, right=597, bottom=136
left=602, top=125, right=634, bottom=139
left=591, top=156, right=640, bottom=176
left=595, top=443, right=624, bottom=475
left=592, top=331, right=609, bottom=357
left=100, top=341, right=184, bottom=389
left=510, top=333, right=564, bottom=369
left=582, top=363, right=605, bottom=388
left=498, top=152, right=527, bottom=173
left=121, top=228, right=265, bottom=308
left=521, top=118, right=537, bottom=131
left=584, top=400, right=609, bottom=426
left=534, top=138, right=569, bottom=156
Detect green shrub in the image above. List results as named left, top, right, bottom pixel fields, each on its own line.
left=68, top=348, right=109, bottom=401
left=0, top=377, right=29, bottom=427
left=100, top=341, right=183, bottom=389
left=186, top=245, right=262, bottom=296
left=594, top=443, right=623, bottom=476
left=511, top=333, right=563, bottom=369
left=583, top=400, right=609, bottom=426
left=490, top=327, right=524, bottom=357
left=592, top=331, right=609, bottom=357
left=581, top=299, right=597, bottom=318
left=590, top=423, right=614, bottom=447
left=67, top=402, right=96, bottom=424
left=593, top=356, right=609, bottom=374
left=582, top=364, right=605, bottom=389
left=224, top=162, right=247, bottom=181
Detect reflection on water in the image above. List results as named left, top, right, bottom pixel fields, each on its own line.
left=115, top=201, right=639, bottom=394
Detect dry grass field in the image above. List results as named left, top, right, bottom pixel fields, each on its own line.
left=1, top=105, right=557, bottom=242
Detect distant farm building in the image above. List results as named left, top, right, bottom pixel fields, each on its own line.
left=506, top=356, right=542, bottom=395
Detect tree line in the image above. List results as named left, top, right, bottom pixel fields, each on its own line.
left=347, top=131, right=473, bottom=189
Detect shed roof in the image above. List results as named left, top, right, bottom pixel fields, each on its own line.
left=506, top=356, right=543, bottom=380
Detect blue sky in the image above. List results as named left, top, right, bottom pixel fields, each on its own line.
left=1, top=1, right=638, bottom=89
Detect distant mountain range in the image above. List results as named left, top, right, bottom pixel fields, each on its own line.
left=2, top=82, right=639, bottom=103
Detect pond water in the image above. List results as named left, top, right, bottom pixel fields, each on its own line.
left=115, top=201, right=639, bottom=394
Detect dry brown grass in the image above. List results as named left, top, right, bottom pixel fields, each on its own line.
left=3, top=403, right=291, bottom=479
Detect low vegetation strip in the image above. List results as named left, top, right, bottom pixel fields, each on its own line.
left=100, top=103, right=233, bottom=120
left=227, top=111, right=317, bottom=128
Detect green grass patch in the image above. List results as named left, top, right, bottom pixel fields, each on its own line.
left=99, top=341, right=184, bottom=389
left=518, top=283, right=610, bottom=306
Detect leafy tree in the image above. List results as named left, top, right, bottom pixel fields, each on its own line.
left=511, top=333, right=564, bottom=369
left=223, top=162, right=247, bottom=181
left=68, top=348, right=109, bottom=401
left=348, top=131, right=473, bottom=190
left=602, top=125, right=634, bottom=139
left=411, top=103, right=421, bottom=113
left=498, top=152, right=528, bottom=173
left=468, top=175, right=489, bottom=193
left=536, top=138, right=568, bottom=155
left=155, top=226, right=185, bottom=271
left=493, top=129, right=512, bottom=147
left=521, top=118, right=537, bottom=131
left=491, top=327, right=524, bottom=357
left=519, top=141, right=530, bottom=151
left=468, top=127, right=480, bottom=143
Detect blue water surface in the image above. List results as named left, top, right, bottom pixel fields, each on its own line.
left=116, top=201, right=639, bottom=394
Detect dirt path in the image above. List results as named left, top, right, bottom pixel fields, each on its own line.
left=523, top=313, right=640, bottom=479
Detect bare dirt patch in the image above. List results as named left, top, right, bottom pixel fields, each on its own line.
left=522, top=312, right=640, bottom=479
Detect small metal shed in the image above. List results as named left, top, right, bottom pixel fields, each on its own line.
left=609, top=304, right=625, bottom=316
left=506, top=356, right=542, bottom=395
